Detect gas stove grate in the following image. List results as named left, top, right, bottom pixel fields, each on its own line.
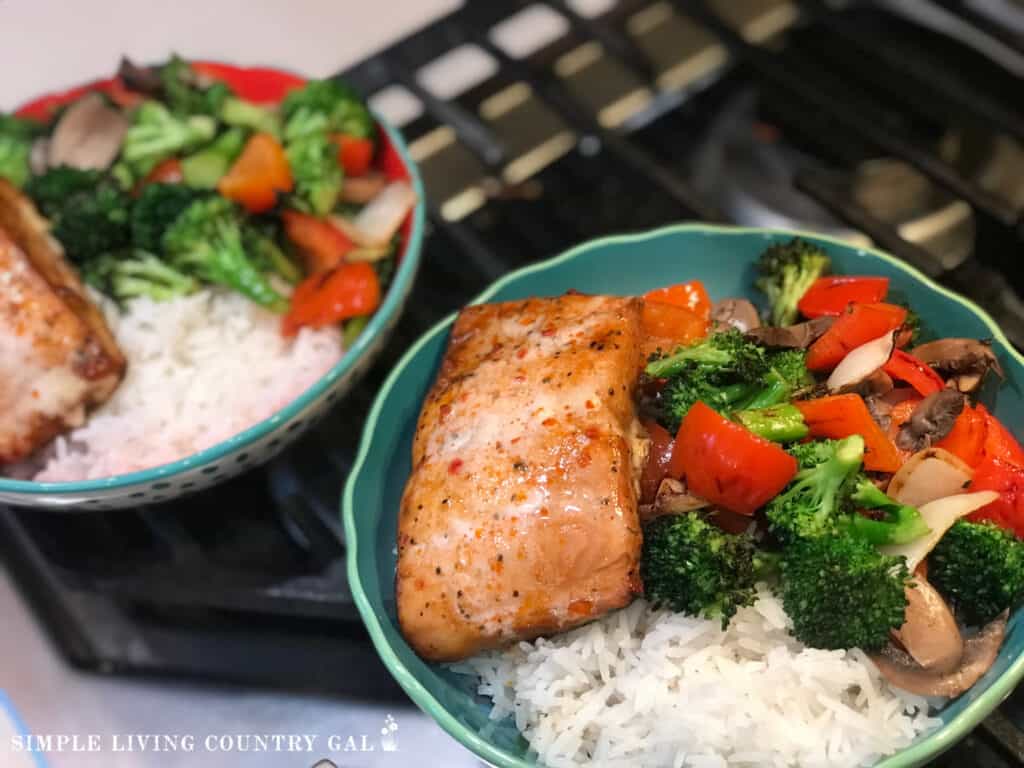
left=3, top=0, right=1024, bottom=762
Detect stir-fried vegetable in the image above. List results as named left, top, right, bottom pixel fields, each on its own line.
left=163, top=197, right=286, bottom=311
left=778, top=534, right=909, bottom=651
left=642, top=512, right=766, bottom=627
left=794, top=394, right=903, bottom=472
left=797, top=275, right=889, bottom=318
left=121, top=101, right=216, bottom=177
left=669, top=401, right=797, bottom=516
left=0, top=114, right=41, bottom=187
left=806, top=303, right=908, bottom=371
left=216, top=132, right=292, bottom=213
left=755, top=238, right=830, bottom=326
left=644, top=280, right=712, bottom=320
left=281, top=261, right=381, bottom=337
left=930, top=520, right=1024, bottom=625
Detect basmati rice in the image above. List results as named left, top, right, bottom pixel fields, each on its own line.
left=453, top=588, right=941, bottom=768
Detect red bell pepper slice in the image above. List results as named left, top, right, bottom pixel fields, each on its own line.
left=797, top=276, right=889, bottom=318
left=883, top=349, right=945, bottom=396
left=640, top=420, right=675, bottom=504
left=331, top=133, right=375, bottom=177
left=668, top=402, right=797, bottom=515
left=936, top=404, right=988, bottom=467
left=640, top=301, right=708, bottom=346
left=644, top=280, right=712, bottom=321
left=968, top=457, right=1024, bottom=538
left=281, top=210, right=354, bottom=273
left=794, top=393, right=903, bottom=472
left=806, top=303, right=908, bottom=372
left=978, top=404, right=1024, bottom=467
left=282, top=262, right=380, bottom=337
left=217, top=132, right=293, bottom=213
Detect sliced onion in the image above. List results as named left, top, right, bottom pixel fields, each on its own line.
left=887, top=447, right=974, bottom=508
left=827, top=331, right=895, bottom=392
left=880, top=490, right=999, bottom=571
left=338, top=180, right=417, bottom=247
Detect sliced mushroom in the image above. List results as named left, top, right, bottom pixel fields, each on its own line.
left=47, top=92, right=129, bottom=170
left=887, top=447, right=974, bottom=508
left=341, top=171, right=388, bottom=204
left=864, top=395, right=893, bottom=431
left=117, top=56, right=163, bottom=95
left=911, top=338, right=1004, bottom=393
left=839, top=370, right=895, bottom=400
left=639, top=477, right=709, bottom=523
left=896, top=389, right=965, bottom=452
left=710, top=298, right=761, bottom=333
left=872, top=610, right=1007, bottom=697
left=827, top=332, right=895, bottom=392
left=747, top=316, right=834, bottom=349
left=893, top=578, right=963, bottom=675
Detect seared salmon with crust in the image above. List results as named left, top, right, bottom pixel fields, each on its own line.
left=397, top=294, right=644, bottom=662
left=0, top=180, right=125, bottom=463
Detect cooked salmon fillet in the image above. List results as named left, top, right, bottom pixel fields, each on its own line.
left=397, top=294, right=645, bottom=661
left=0, top=180, right=125, bottom=463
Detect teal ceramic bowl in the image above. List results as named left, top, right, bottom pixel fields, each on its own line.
left=0, top=116, right=425, bottom=511
left=344, top=224, right=1024, bottom=768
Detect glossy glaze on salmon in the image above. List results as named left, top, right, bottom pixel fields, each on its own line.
left=397, top=294, right=645, bottom=661
left=0, top=180, right=125, bottom=463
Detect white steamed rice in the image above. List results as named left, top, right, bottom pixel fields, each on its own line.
left=24, top=288, right=344, bottom=482
left=453, top=588, right=941, bottom=768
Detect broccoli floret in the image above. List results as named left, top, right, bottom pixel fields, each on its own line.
left=755, top=238, right=830, bottom=326
left=242, top=220, right=301, bottom=284
left=24, top=167, right=103, bottom=218
left=121, top=101, right=216, bottom=176
left=0, top=114, right=41, bottom=187
left=787, top=438, right=841, bottom=470
left=766, top=435, right=865, bottom=543
left=25, top=169, right=131, bottom=263
left=285, top=132, right=342, bottom=216
left=766, top=348, right=812, bottom=390
left=130, top=183, right=200, bottom=253
left=83, top=251, right=198, bottom=302
left=646, top=330, right=766, bottom=380
left=845, top=480, right=930, bottom=545
left=642, top=513, right=766, bottom=627
left=281, top=79, right=374, bottom=140
left=646, top=331, right=807, bottom=432
left=162, top=197, right=286, bottom=311
left=930, top=521, right=1024, bottom=625
left=778, top=534, right=909, bottom=650
left=160, top=55, right=232, bottom=117
left=220, top=98, right=281, bottom=137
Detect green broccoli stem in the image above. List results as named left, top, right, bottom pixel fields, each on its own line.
left=845, top=481, right=930, bottom=546
left=181, top=128, right=247, bottom=189
left=734, top=370, right=791, bottom=411
left=645, top=345, right=731, bottom=379
left=734, top=403, right=808, bottom=443
left=221, top=98, right=281, bottom=137
left=752, top=550, right=781, bottom=583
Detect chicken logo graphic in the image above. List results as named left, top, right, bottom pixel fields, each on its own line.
left=380, top=714, right=399, bottom=752
left=311, top=761, right=337, bottom=768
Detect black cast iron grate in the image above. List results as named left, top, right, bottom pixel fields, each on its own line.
left=3, top=0, right=1024, bottom=762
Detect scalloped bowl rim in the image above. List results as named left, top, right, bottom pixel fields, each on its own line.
left=343, top=222, right=1024, bottom=768
left=0, top=117, right=426, bottom=496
